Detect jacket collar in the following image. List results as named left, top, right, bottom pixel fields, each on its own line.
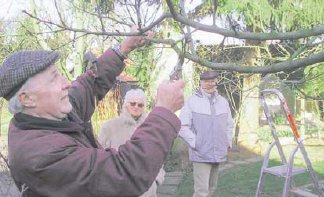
left=195, top=88, right=219, bottom=99
left=120, top=111, right=147, bottom=126
left=12, top=111, right=83, bottom=133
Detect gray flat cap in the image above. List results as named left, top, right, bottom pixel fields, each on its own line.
left=0, top=50, right=60, bottom=100
left=200, top=70, right=218, bottom=80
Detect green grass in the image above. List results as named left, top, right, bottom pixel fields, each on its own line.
left=176, top=145, right=324, bottom=197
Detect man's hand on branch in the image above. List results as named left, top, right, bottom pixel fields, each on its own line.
left=120, top=26, right=154, bottom=56
left=155, top=80, right=185, bottom=113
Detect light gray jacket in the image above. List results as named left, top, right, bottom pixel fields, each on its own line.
left=179, top=89, right=234, bottom=163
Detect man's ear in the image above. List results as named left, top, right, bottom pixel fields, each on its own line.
left=18, top=92, right=36, bottom=108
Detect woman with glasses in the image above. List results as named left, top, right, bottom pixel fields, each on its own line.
left=99, top=88, right=165, bottom=197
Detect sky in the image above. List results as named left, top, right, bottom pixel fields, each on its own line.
left=0, top=0, right=27, bottom=20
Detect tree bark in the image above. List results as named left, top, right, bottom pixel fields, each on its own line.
left=237, top=46, right=261, bottom=150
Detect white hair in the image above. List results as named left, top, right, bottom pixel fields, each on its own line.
left=8, top=78, right=32, bottom=114
left=122, top=89, right=146, bottom=110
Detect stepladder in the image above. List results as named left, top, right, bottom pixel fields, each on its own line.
left=256, top=89, right=324, bottom=197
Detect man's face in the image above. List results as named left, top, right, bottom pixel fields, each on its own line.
left=125, top=96, right=145, bottom=120
left=201, top=78, right=217, bottom=94
left=21, top=64, right=72, bottom=120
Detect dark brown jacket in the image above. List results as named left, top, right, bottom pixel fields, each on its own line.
left=8, top=49, right=180, bottom=197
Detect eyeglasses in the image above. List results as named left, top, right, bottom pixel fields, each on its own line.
left=129, top=102, right=144, bottom=108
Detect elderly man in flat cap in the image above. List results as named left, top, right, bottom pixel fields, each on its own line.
left=178, top=70, right=233, bottom=197
left=0, top=29, right=185, bottom=197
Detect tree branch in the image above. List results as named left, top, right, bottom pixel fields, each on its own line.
left=21, top=2, right=324, bottom=75
left=182, top=50, right=324, bottom=74
left=22, top=10, right=171, bottom=36
left=165, top=0, right=324, bottom=41
left=296, top=87, right=324, bottom=100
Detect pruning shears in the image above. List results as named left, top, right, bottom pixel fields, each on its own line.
left=169, top=38, right=186, bottom=80
left=169, top=52, right=184, bottom=80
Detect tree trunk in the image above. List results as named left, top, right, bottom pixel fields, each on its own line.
left=238, top=74, right=261, bottom=146
left=237, top=46, right=261, bottom=150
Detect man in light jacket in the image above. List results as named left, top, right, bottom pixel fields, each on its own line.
left=179, top=70, right=233, bottom=197
left=0, top=27, right=185, bottom=197
left=99, top=89, right=165, bottom=197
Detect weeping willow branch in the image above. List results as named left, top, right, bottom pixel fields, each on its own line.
left=165, top=0, right=324, bottom=41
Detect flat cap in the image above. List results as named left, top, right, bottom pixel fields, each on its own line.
left=0, top=50, right=60, bottom=100
left=200, top=70, right=218, bottom=80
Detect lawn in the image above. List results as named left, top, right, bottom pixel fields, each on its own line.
left=175, top=144, right=324, bottom=197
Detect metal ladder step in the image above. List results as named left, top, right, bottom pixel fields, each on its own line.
left=263, top=165, right=306, bottom=177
